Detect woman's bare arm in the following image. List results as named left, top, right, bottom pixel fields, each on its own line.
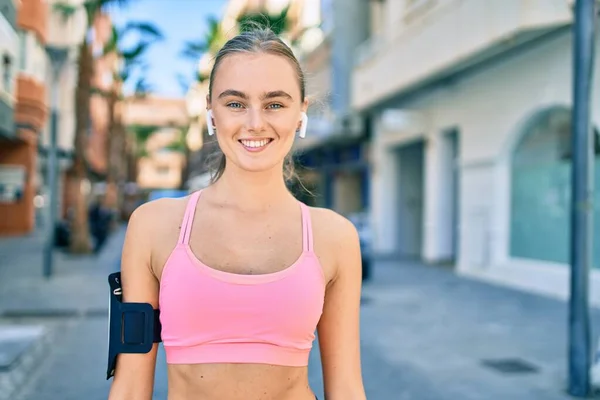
left=317, top=210, right=367, bottom=400
left=108, top=203, right=160, bottom=400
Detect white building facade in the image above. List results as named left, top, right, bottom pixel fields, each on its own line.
left=0, top=0, right=18, bottom=139
left=353, top=0, right=600, bottom=304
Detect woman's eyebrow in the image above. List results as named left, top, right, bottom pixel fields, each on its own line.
left=261, top=90, right=293, bottom=100
left=218, top=89, right=248, bottom=99
left=217, top=89, right=293, bottom=100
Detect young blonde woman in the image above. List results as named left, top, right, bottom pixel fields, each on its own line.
left=108, top=27, right=366, bottom=400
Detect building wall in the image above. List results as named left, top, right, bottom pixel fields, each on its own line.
left=0, top=0, right=48, bottom=236
left=42, top=0, right=87, bottom=221
left=137, top=129, right=186, bottom=190
left=351, top=0, right=572, bottom=111
left=0, top=0, right=18, bottom=137
left=329, top=0, right=368, bottom=116
left=371, top=29, right=600, bottom=304
left=122, top=97, right=188, bottom=190
left=137, top=151, right=186, bottom=190
left=42, top=0, right=85, bottom=154
left=123, top=96, right=188, bottom=127
left=0, top=140, right=36, bottom=234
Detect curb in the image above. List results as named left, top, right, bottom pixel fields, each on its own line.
left=0, top=325, right=56, bottom=400
left=0, top=308, right=108, bottom=319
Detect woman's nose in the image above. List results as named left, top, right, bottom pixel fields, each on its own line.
left=246, top=109, right=266, bottom=132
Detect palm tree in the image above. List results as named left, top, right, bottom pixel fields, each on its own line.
left=180, top=16, right=227, bottom=64
left=179, top=6, right=292, bottom=89
left=121, top=78, right=155, bottom=187
left=178, top=16, right=227, bottom=88
left=53, top=0, right=140, bottom=253
left=101, top=22, right=163, bottom=214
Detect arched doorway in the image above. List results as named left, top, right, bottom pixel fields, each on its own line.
left=510, top=107, right=600, bottom=268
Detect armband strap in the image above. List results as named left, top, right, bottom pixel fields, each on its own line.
left=106, top=272, right=161, bottom=380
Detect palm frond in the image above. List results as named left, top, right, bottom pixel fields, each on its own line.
left=103, top=26, right=119, bottom=55
left=163, top=130, right=187, bottom=153
left=133, top=77, right=153, bottom=98
left=128, top=124, right=159, bottom=144
left=98, top=0, right=135, bottom=11
left=115, top=69, right=128, bottom=83
left=123, top=21, right=164, bottom=41
left=196, top=71, right=210, bottom=83
left=90, top=86, right=112, bottom=97
left=53, top=3, right=78, bottom=21
left=121, top=42, right=150, bottom=62
left=83, top=0, right=101, bottom=23
left=180, top=40, right=207, bottom=61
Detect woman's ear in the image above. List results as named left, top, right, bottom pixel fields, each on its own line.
left=298, top=112, right=308, bottom=139
left=301, top=97, right=309, bottom=113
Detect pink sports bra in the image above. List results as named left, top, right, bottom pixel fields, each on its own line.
left=158, top=190, right=326, bottom=367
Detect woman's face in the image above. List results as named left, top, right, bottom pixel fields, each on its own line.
left=208, top=52, right=307, bottom=175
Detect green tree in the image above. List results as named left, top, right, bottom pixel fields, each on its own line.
left=179, top=6, right=292, bottom=90
left=178, top=16, right=227, bottom=87
left=101, top=21, right=163, bottom=213
left=54, top=0, right=141, bottom=253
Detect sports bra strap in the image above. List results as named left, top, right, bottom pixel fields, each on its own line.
left=178, top=191, right=202, bottom=245
left=299, top=202, right=313, bottom=253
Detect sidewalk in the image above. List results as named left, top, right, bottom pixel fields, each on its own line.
left=356, top=261, right=600, bottom=399
left=0, top=227, right=124, bottom=316
left=0, top=226, right=125, bottom=400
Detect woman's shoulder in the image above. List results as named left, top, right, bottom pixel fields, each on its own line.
left=306, top=205, right=360, bottom=249
left=127, top=196, right=190, bottom=234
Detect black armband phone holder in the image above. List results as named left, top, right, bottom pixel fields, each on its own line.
left=107, top=271, right=162, bottom=380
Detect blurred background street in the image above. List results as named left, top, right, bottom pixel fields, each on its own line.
left=2, top=226, right=597, bottom=400
left=1, top=0, right=600, bottom=399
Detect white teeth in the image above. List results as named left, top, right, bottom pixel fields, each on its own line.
left=240, top=139, right=270, bottom=148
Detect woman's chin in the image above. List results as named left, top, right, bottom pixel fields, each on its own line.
left=231, top=157, right=283, bottom=175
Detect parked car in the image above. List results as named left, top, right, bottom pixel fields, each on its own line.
left=347, top=211, right=372, bottom=281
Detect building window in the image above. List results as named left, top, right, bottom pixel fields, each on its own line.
left=34, top=39, right=47, bottom=81
left=510, top=107, right=600, bottom=268
left=156, top=166, right=170, bottom=175
left=19, top=31, right=27, bottom=70
left=2, top=54, right=12, bottom=93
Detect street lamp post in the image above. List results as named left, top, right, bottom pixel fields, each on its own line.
left=43, top=46, right=69, bottom=279
left=568, top=0, right=597, bottom=396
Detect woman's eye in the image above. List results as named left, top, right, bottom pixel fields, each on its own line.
left=227, top=102, right=243, bottom=109
left=268, top=103, right=283, bottom=109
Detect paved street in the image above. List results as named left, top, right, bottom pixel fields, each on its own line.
left=1, top=227, right=600, bottom=399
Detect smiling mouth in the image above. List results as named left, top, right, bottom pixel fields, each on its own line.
left=238, top=138, right=274, bottom=151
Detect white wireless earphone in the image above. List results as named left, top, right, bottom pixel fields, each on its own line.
left=207, top=110, right=215, bottom=136
left=298, top=112, right=308, bottom=139
left=206, top=110, right=308, bottom=138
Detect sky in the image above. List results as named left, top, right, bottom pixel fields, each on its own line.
left=109, top=0, right=227, bottom=99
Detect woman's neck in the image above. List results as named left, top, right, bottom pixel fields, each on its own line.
left=208, top=163, right=294, bottom=212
